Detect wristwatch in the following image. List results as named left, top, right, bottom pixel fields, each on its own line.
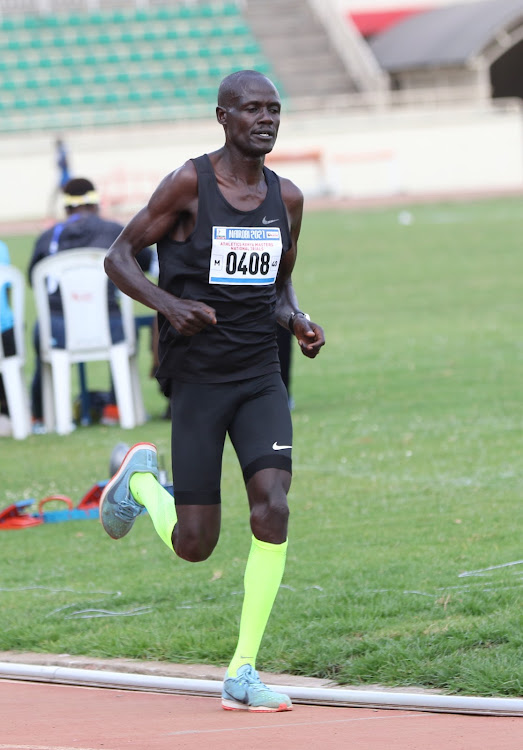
left=288, top=310, right=310, bottom=334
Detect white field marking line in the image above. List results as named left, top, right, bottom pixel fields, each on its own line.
left=459, top=560, right=523, bottom=577
left=175, top=585, right=324, bottom=609
left=64, top=607, right=153, bottom=619
left=46, top=598, right=123, bottom=618
left=370, top=580, right=523, bottom=597
left=438, top=580, right=523, bottom=590
left=166, top=711, right=428, bottom=736
left=0, top=586, right=121, bottom=595
left=0, top=586, right=149, bottom=620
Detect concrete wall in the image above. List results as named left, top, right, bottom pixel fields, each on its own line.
left=289, top=101, right=523, bottom=200
left=1, top=100, right=522, bottom=225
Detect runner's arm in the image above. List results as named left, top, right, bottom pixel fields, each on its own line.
left=276, top=179, right=325, bottom=358
left=105, top=163, right=216, bottom=336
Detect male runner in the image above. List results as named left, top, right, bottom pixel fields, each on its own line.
left=100, top=70, right=325, bottom=712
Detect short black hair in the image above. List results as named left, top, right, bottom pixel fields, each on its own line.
left=217, top=70, right=276, bottom=109
left=62, top=177, right=96, bottom=196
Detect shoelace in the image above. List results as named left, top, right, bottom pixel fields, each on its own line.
left=115, top=495, right=142, bottom=522
left=249, top=681, right=270, bottom=694
left=235, top=668, right=269, bottom=692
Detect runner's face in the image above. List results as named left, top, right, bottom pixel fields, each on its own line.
left=223, top=79, right=281, bottom=156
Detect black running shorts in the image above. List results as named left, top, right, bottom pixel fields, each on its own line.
left=168, top=372, right=292, bottom=505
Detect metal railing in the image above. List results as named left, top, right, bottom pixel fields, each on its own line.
left=307, top=0, right=389, bottom=101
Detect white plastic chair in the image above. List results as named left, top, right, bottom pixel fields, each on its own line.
left=31, top=248, right=146, bottom=435
left=0, top=265, right=31, bottom=439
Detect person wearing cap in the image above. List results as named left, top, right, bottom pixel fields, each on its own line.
left=28, top=177, right=153, bottom=430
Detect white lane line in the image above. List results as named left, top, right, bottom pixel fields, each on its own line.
left=0, top=745, right=114, bottom=750
left=166, top=711, right=428, bottom=735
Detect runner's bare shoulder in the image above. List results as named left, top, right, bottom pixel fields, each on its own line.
left=278, top=176, right=304, bottom=210
left=151, top=160, right=199, bottom=213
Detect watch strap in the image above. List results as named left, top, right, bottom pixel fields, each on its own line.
left=288, top=311, right=309, bottom=334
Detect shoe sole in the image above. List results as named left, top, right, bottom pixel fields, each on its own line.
left=99, top=441, right=157, bottom=538
left=221, top=698, right=292, bottom=712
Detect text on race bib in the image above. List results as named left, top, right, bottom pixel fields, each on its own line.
left=209, top=226, right=282, bottom=285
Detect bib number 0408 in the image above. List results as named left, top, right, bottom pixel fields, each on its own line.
left=209, top=226, right=282, bottom=285
left=226, top=250, right=271, bottom=277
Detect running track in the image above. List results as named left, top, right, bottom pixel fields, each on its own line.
left=1, top=678, right=522, bottom=750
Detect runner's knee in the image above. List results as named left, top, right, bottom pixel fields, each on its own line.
left=175, top=529, right=218, bottom=562
left=174, top=509, right=221, bottom=562
left=248, top=479, right=290, bottom=542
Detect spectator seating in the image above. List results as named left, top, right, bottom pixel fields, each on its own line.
left=0, top=2, right=277, bottom=132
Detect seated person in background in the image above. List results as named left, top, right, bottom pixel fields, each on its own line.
left=28, top=177, right=153, bottom=429
left=0, top=239, right=16, bottom=419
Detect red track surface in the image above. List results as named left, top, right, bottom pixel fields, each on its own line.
left=1, top=679, right=521, bottom=750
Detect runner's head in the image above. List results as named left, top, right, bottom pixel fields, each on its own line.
left=216, top=70, right=281, bottom=156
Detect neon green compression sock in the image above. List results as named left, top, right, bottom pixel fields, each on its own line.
left=227, top=535, right=288, bottom=677
left=129, top=472, right=177, bottom=552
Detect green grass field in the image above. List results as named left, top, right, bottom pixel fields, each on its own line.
left=1, top=197, right=522, bottom=697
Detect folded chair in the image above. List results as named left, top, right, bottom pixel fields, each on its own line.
left=31, top=248, right=146, bottom=435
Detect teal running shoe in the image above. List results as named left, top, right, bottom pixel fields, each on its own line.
left=100, top=442, right=158, bottom=540
left=222, top=664, right=292, bottom=712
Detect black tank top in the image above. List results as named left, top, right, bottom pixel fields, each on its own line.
left=156, top=153, right=291, bottom=388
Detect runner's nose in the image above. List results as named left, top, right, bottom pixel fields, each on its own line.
left=259, top=107, right=274, bottom=123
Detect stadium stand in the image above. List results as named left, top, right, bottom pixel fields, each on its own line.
left=370, top=0, right=523, bottom=103
left=0, top=2, right=279, bottom=133
left=3, top=0, right=519, bottom=138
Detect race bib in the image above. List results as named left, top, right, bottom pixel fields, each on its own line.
left=209, top=226, right=282, bottom=285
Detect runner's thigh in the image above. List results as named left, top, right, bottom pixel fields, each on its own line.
left=228, top=372, right=292, bottom=484
left=169, top=381, right=235, bottom=505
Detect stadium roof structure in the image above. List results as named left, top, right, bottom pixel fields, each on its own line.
left=370, top=0, right=523, bottom=71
